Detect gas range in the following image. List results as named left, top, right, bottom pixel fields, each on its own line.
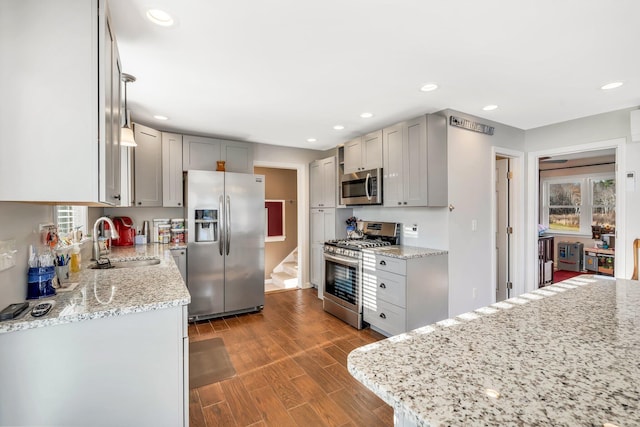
left=323, top=221, right=399, bottom=258
left=322, top=221, right=400, bottom=330
left=324, top=239, right=393, bottom=258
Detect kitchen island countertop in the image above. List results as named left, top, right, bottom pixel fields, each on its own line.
left=348, top=275, right=640, bottom=426
left=0, top=244, right=190, bottom=334
left=367, top=245, right=448, bottom=259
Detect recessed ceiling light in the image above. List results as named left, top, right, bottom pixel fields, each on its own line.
left=483, top=104, right=498, bottom=111
left=360, top=112, right=374, bottom=119
left=333, top=125, right=345, bottom=130
left=146, top=9, right=174, bottom=27
left=307, top=138, right=317, bottom=143
left=601, top=81, right=623, bottom=90
left=153, top=115, right=169, bottom=121
left=420, top=83, right=439, bottom=92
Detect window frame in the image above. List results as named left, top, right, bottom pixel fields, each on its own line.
left=540, top=172, right=615, bottom=236
left=54, top=205, right=88, bottom=238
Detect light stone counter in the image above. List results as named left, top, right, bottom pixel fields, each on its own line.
left=0, top=244, right=190, bottom=334
left=348, top=275, right=639, bottom=426
left=368, top=245, right=448, bottom=259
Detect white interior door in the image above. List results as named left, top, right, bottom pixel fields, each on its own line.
left=496, top=158, right=511, bottom=301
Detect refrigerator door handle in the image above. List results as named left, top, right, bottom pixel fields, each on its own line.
left=218, top=195, right=224, bottom=256
left=226, top=195, right=231, bottom=255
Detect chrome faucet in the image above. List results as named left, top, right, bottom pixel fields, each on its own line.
left=92, top=216, right=120, bottom=260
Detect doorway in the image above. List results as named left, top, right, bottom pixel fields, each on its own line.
left=495, top=156, right=512, bottom=301
left=254, top=162, right=305, bottom=293
left=491, top=147, right=524, bottom=302
left=525, top=138, right=627, bottom=292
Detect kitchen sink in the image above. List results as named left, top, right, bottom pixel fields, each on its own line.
left=89, top=259, right=161, bottom=270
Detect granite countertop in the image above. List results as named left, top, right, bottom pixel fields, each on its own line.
left=348, top=275, right=639, bottom=426
left=0, top=244, right=190, bottom=334
left=366, top=245, right=448, bottom=259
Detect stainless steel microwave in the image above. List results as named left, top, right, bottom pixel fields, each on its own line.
left=340, top=168, right=382, bottom=205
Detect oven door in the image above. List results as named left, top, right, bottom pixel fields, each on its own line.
left=324, top=252, right=360, bottom=312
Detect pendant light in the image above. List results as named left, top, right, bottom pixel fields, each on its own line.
left=120, top=73, right=137, bottom=147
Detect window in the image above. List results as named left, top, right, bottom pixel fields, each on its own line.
left=541, top=174, right=615, bottom=235
left=54, top=206, right=88, bottom=238
left=591, top=178, right=616, bottom=229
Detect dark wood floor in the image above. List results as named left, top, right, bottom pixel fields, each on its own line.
left=188, top=288, right=392, bottom=427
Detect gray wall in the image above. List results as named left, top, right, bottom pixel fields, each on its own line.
left=443, top=109, right=526, bottom=316
left=526, top=106, right=640, bottom=279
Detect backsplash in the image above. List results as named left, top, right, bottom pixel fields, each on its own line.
left=352, top=206, right=449, bottom=249
left=0, top=202, right=53, bottom=309
left=102, top=207, right=184, bottom=234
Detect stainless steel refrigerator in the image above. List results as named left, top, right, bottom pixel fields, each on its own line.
left=185, top=170, right=265, bottom=321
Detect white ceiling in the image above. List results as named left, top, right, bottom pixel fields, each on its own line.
left=108, top=0, right=640, bottom=151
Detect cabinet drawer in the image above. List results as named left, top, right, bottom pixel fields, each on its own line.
left=375, top=255, right=406, bottom=275
left=375, top=270, right=406, bottom=308
left=364, top=299, right=406, bottom=337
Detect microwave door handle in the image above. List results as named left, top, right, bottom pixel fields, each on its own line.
left=365, top=173, right=371, bottom=200
left=226, top=195, right=231, bottom=255
left=218, top=195, right=224, bottom=256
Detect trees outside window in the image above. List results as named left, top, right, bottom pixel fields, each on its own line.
left=541, top=174, right=615, bottom=235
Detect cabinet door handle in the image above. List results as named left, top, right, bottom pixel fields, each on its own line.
left=137, top=201, right=142, bottom=205
left=379, top=283, right=386, bottom=289
left=403, top=202, right=407, bottom=205
left=379, top=260, right=386, bottom=266
left=397, top=202, right=402, bottom=205
left=178, top=202, right=181, bottom=206
left=379, top=313, right=386, bottom=319
left=113, top=194, right=121, bottom=200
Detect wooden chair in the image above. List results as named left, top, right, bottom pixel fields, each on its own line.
left=633, top=239, right=640, bottom=280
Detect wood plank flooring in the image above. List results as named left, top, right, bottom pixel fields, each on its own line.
left=188, top=288, right=392, bottom=427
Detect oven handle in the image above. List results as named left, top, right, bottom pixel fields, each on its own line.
left=324, top=252, right=360, bottom=268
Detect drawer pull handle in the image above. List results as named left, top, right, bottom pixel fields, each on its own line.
left=379, top=283, right=386, bottom=289
left=379, top=260, right=386, bottom=266
left=379, top=313, right=386, bottom=319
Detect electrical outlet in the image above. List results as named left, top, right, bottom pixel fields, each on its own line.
left=472, top=288, right=477, bottom=299
left=471, top=219, right=478, bottom=232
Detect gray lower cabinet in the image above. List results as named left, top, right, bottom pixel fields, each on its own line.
left=133, top=123, right=162, bottom=206
left=363, top=252, right=448, bottom=336
left=171, top=248, right=187, bottom=282
left=309, top=208, right=352, bottom=295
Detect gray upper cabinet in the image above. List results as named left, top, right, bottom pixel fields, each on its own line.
left=182, top=135, right=221, bottom=171
left=103, top=5, right=122, bottom=205
left=221, top=140, right=254, bottom=174
left=162, top=132, right=183, bottom=207
left=182, top=135, right=253, bottom=173
left=0, top=0, right=120, bottom=204
left=383, top=114, right=447, bottom=207
left=133, top=123, right=162, bottom=207
left=309, top=156, right=336, bottom=208
left=343, top=131, right=383, bottom=174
